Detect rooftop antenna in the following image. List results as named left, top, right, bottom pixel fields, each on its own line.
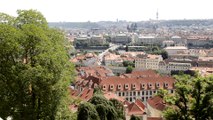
left=156, top=9, right=159, bottom=20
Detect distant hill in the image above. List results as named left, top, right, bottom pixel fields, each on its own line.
left=49, top=19, right=213, bottom=29
left=49, top=22, right=103, bottom=29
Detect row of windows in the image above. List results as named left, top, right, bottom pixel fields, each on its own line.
left=117, top=90, right=157, bottom=97
left=126, top=96, right=152, bottom=102
left=103, top=83, right=169, bottom=90
left=117, top=90, right=174, bottom=97
left=124, top=90, right=174, bottom=102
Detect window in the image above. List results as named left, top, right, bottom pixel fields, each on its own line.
left=103, top=85, right=106, bottom=90
left=130, top=97, right=132, bottom=102
left=122, top=92, right=125, bottom=96
left=126, top=92, right=128, bottom=96
left=164, top=83, right=168, bottom=88
left=153, top=90, right=156, bottom=94
left=118, top=92, right=121, bottom=96
left=171, top=90, right=174, bottom=93
left=142, top=91, right=144, bottom=95
left=118, top=84, right=121, bottom=89
left=132, top=84, right=136, bottom=89
left=141, top=83, right=145, bottom=88
left=142, top=97, right=144, bottom=101
left=110, top=85, right=114, bottom=90
left=150, top=91, right=152, bottom=95
left=138, top=91, right=140, bottom=96
left=133, top=92, right=136, bottom=96
left=130, top=92, right=132, bottom=96
left=146, top=91, right=148, bottom=95
left=149, top=83, right=152, bottom=88
left=125, top=84, right=129, bottom=89
left=156, top=83, right=160, bottom=88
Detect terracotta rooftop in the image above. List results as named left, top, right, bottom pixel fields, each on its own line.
left=125, top=70, right=159, bottom=78
left=127, top=99, right=146, bottom=115
left=70, top=53, right=97, bottom=63
left=78, top=88, right=94, bottom=101
left=104, top=92, right=125, bottom=102
left=101, top=76, right=175, bottom=92
left=77, top=66, right=113, bottom=78
left=147, top=96, right=166, bottom=111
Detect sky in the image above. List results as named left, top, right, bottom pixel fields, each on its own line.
left=0, top=0, right=213, bottom=22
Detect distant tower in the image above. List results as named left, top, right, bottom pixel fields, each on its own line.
left=156, top=9, right=159, bottom=20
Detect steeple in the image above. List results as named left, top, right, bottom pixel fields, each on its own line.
left=156, top=9, right=159, bottom=20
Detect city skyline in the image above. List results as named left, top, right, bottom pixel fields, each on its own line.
left=1, top=0, right=213, bottom=22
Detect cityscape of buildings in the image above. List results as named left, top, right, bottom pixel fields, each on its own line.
left=66, top=17, right=213, bottom=120
left=1, top=1, right=213, bottom=119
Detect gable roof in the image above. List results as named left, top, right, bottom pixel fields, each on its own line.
left=128, top=99, right=146, bottom=115
left=147, top=96, right=166, bottom=111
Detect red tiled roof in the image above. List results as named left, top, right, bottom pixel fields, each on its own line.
left=77, top=66, right=113, bottom=78
left=104, top=92, right=125, bottom=102
left=128, top=99, right=146, bottom=115
left=79, top=88, right=94, bottom=101
left=122, top=71, right=155, bottom=79
left=135, top=99, right=145, bottom=109
left=147, top=96, right=166, bottom=111
left=123, top=100, right=131, bottom=106
left=69, top=87, right=94, bottom=102
left=100, top=76, right=175, bottom=92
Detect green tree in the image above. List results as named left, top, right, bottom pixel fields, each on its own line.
left=110, top=99, right=125, bottom=120
left=160, top=50, right=168, bottom=60
left=0, top=10, right=74, bottom=119
left=77, top=102, right=100, bottom=120
left=77, top=95, right=124, bottom=120
left=126, top=66, right=133, bottom=73
left=130, top=115, right=140, bottom=120
left=0, top=13, right=15, bottom=25
left=163, top=75, right=213, bottom=120
left=123, top=61, right=135, bottom=67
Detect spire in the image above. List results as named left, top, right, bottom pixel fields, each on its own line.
left=156, top=9, right=159, bottom=20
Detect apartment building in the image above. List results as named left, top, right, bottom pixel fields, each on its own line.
left=111, top=33, right=131, bottom=44
left=103, top=53, right=123, bottom=66
left=187, top=36, right=213, bottom=48
left=159, top=61, right=192, bottom=74
left=137, top=36, right=165, bottom=45
left=135, top=54, right=163, bottom=70
left=75, top=70, right=175, bottom=103
left=164, top=46, right=188, bottom=56
left=101, top=76, right=175, bottom=102
left=171, top=36, right=186, bottom=46
left=90, top=35, right=106, bottom=45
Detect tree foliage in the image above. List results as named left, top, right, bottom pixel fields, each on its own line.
left=130, top=115, right=140, bottom=120
left=77, top=95, right=125, bottom=120
left=0, top=10, right=74, bottom=119
left=126, top=66, right=133, bottom=73
left=163, top=74, right=213, bottom=120
left=77, top=102, right=100, bottom=120
left=123, top=61, right=135, bottom=67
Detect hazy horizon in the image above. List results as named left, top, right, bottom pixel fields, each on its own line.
left=1, top=0, right=213, bottom=22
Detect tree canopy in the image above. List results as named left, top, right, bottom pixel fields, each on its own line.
left=163, top=74, right=213, bottom=120
left=77, top=94, right=125, bottom=120
left=0, top=10, right=75, bottom=119
left=126, top=66, right=133, bottom=73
